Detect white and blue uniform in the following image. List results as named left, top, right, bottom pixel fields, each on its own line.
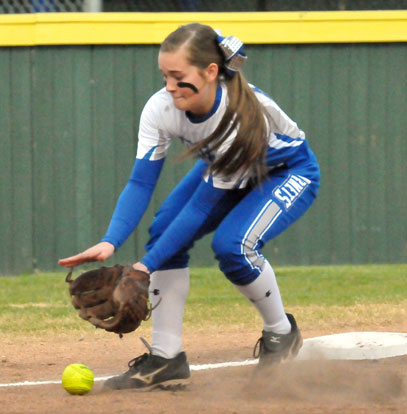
left=102, top=82, right=320, bottom=285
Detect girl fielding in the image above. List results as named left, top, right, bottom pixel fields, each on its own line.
left=59, top=23, right=320, bottom=390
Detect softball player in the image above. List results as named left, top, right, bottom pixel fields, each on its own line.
left=59, top=23, right=320, bottom=390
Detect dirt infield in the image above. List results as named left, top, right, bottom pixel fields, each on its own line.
left=1, top=327, right=407, bottom=414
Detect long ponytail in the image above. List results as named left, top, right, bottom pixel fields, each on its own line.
left=188, top=72, right=270, bottom=185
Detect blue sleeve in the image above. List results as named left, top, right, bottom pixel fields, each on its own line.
left=101, top=158, right=164, bottom=249
left=141, top=179, right=228, bottom=273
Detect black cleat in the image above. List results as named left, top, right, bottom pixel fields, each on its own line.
left=253, top=313, right=303, bottom=369
left=104, top=340, right=191, bottom=391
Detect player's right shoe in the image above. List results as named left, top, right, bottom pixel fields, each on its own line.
left=104, top=340, right=191, bottom=391
left=253, top=313, right=303, bottom=369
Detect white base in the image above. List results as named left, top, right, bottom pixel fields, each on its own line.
left=297, top=332, right=407, bottom=360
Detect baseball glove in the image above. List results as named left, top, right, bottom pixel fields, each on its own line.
left=65, top=264, right=151, bottom=336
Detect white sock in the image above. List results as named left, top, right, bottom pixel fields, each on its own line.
left=149, top=268, right=190, bottom=359
left=234, top=261, right=291, bottom=334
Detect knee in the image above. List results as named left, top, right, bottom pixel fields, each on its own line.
left=212, top=231, right=249, bottom=284
left=212, top=230, right=264, bottom=285
left=212, top=230, right=236, bottom=262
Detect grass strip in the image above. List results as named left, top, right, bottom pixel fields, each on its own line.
left=0, top=264, right=405, bottom=335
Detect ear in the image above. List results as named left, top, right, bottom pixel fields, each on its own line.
left=204, top=63, right=219, bottom=82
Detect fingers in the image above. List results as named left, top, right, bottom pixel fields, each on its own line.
left=58, top=253, right=94, bottom=267
left=58, top=255, right=79, bottom=267
left=58, top=251, right=100, bottom=267
left=58, top=242, right=115, bottom=268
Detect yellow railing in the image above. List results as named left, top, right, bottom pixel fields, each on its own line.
left=1, top=11, right=407, bottom=46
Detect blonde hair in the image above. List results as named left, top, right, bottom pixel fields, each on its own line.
left=160, top=23, right=270, bottom=185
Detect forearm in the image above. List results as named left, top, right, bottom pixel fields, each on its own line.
left=101, top=182, right=152, bottom=249
left=101, top=158, right=164, bottom=249
left=141, top=180, right=227, bottom=272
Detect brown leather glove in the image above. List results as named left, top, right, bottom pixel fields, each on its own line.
left=66, top=264, right=151, bottom=336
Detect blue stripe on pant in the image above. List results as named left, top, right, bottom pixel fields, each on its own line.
left=145, top=160, right=320, bottom=285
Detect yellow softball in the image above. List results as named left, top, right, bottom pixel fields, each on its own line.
left=61, top=363, right=94, bottom=395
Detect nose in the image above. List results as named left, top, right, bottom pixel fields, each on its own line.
left=165, top=78, right=177, bottom=92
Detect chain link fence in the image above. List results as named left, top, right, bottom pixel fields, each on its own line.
left=103, top=0, right=407, bottom=12
left=1, top=0, right=406, bottom=13
left=0, top=0, right=83, bottom=13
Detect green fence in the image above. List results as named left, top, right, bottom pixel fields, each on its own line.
left=1, top=43, right=406, bottom=275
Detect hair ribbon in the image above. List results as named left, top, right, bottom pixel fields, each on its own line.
left=216, top=34, right=247, bottom=77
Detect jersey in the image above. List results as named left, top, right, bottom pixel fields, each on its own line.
left=101, top=82, right=317, bottom=270
left=137, top=82, right=306, bottom=189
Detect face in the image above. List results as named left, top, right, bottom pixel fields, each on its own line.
left=158, top=47, right=218, bottom=115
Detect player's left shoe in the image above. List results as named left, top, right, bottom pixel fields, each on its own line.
left=253, top=313, right=303, bottom=369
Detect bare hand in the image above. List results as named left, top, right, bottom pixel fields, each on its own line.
left=58, top=242, right=115, bottom=268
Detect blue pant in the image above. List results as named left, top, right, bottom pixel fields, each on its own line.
left=146, top=147, right=320, bottom=285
